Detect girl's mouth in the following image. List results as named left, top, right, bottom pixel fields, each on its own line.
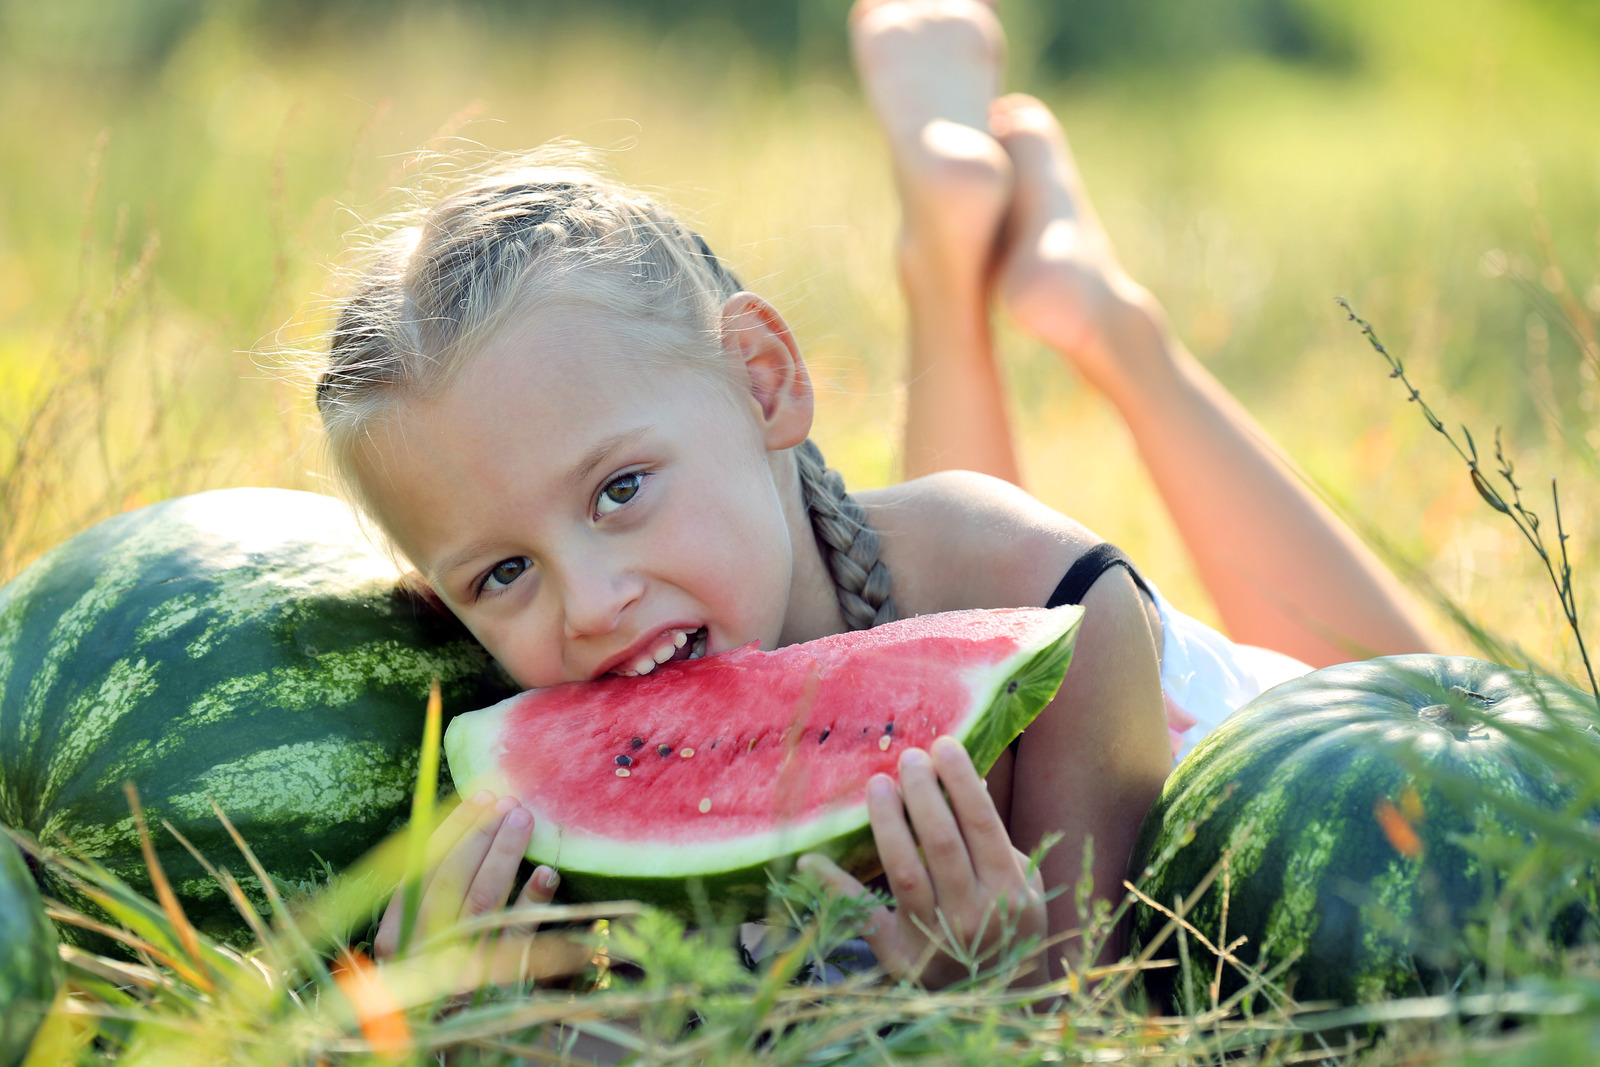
left=611, top=627, right=708, bottom=677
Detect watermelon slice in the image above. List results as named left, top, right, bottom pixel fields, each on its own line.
left=443, top=606, right=1083, bottom=915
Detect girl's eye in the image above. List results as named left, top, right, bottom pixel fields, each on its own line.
left=596, top=471, right=647, bottom=516
left=482, top=556, right=532, bottom=593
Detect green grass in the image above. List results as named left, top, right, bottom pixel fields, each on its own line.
left=12, top=657, right=1600, bottom=1066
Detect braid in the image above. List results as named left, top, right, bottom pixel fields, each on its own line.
left=794, top=439, right=897, bottom=631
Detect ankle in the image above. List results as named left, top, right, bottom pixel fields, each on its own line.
left=1080, top=287, right=1185, bottom=406
left=897, top=236, right=992, bottom=302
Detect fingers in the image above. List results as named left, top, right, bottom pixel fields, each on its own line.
left=501, top=865, right=560, bottom=937
left=375, top=790, right=549, bottom=959
left=1015, top=847, right=1045, bottom=897
left=895, top=746, right=978, bottom=912
left=930, top=736, right=1024, bottom=890
left=866, top=772, right=940, bottom=921
left=796, top=852, right=900, bottom=959
left=421, top=796, right=521, bottom=926
left=376, top=791, right=494, bottom=957
left=461, top=804, right=535, bottom=921
left=516, top=865, right=561, bottom=906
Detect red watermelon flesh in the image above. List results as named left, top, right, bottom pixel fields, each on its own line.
left=443, top=605, right=1083, bottom=914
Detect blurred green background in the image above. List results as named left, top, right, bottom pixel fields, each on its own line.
left=1, top=0, right=1598, bottom=674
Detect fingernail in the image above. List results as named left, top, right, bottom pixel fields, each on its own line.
left=506, top=807, right=531, bottom=829
left=932, top=736, right=963, bottom=759
left=900, top=747, right=929, bottom=769
left=493, top=794, right=519, bottom=814
left=868, top=774, right=896, bottom=799
left=540, top=867, right=560, bottom=891
left=471, top=789, right=494, bottom=805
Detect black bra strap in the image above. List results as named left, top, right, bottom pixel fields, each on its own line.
left=1010, top=543, right=1158, bottom=763
left=1046, top=542, right=1153, bottom=608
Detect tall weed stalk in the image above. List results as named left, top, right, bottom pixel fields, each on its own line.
left=1339, top=297, right=1600, bottom=709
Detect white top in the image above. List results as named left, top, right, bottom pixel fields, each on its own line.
left=1149, top=583, right=1314, bottom=760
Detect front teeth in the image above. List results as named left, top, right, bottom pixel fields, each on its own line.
left=615, top=629, right=697, bottom=677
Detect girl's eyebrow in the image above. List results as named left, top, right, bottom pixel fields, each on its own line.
left=566, top=427, right=648, bottom=487
left=431, top=539, right=505, bottom=586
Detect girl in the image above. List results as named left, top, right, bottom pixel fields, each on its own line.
left=318, top=0, right=1439, bottom=986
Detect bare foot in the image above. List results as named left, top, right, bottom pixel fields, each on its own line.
left=851, top=0, right=1012, bottom=290
left=993, top=93, right=1161, bottom=399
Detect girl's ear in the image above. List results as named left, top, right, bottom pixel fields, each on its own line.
left=719, top=292, right=814, bottom=450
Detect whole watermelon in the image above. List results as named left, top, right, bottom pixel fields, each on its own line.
left=1, top=832, right=59, bottom=1067
left=1128, top=655, right=1600, bottom=1008
left=0, top=489, right=518, bottom=947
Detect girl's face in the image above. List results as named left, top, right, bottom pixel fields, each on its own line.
left=353, top=303, right=807, bottom=690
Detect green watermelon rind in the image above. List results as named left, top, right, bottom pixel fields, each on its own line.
left=445, top=605, right=1083, bottom=913
left=1, top=832, right=60, bottom=1066
left=1127, top=655, right=1600, bottom=1008
left=0, top=489, right=517, bottom=949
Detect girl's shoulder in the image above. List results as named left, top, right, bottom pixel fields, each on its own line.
left=857, top=471, right=1101, bottom=616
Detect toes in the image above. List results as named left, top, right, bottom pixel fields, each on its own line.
left=991, top=94, right=1088, bottom=210
left=848, top=0, right=904, bottom=27
left=990, top=94, right=1060, bottom=148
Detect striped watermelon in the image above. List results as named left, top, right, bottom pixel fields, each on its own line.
left=1, top=833, right=59, bottom=1067
left=445, top=605, right=1083, bottom=916
left=0, top=489, right=517, bottom=947
left=1128, top=655, right=1600, bottom=1008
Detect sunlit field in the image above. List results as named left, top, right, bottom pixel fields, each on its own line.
left=3, top=0, right=1600, bottom=1059
left=4, top=0, right=1599, bottom=672
left=3, top=0, right=1600, bottom=668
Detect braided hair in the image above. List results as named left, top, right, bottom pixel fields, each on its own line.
left=318, top=159, right=895, bottom=632
left=794, top=440, right=896, bottom=630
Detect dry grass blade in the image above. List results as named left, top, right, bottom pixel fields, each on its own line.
left=122, top=782, right=214, bottom=995
left=1092, top=855, right=1231, bottom=1011
left=43, top=902, right=187, bottom=979
left=206, top=794, right=335, bottom=987
left=57, top=943, right=164, bottom=992
left=160, top=819, right=278, bottom=966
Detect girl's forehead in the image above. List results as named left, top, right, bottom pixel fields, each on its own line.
left=368, top=308, right=748, bottom=483
left=475, top=300, right=727, bottom=386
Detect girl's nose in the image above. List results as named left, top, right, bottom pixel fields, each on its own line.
left=558, top=557, right=644, bottom=640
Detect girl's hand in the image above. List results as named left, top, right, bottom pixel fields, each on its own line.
left=799, top=736, right=1047, bottom=989
left=373, top=789, right=558, bottom=960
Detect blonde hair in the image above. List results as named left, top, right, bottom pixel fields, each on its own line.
left=318, top=158, right=895, bottom=631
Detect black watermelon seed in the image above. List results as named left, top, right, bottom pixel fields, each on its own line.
left=658, top=744, right=673, bottom=757
left=614, top=754, right=633, bottom=767
left=819, top=728, right=830, bottom=744
left=884, top=722, right=894, bottom=735
left=630, top=737, right=644, bottom=750
left=1006, top=680, right=1019, bottom=694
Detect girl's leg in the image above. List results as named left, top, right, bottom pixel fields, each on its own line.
left=850, top=0, right=1021, bottom=484
left=990, top=95, right=1442, bottom=666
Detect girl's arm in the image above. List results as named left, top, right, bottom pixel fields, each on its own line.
left=1004, top=564, right=1170, bottom=972
left=862, top=474, right=1172, bottom=978
left=1069, top=299, right=1443, bottom=665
